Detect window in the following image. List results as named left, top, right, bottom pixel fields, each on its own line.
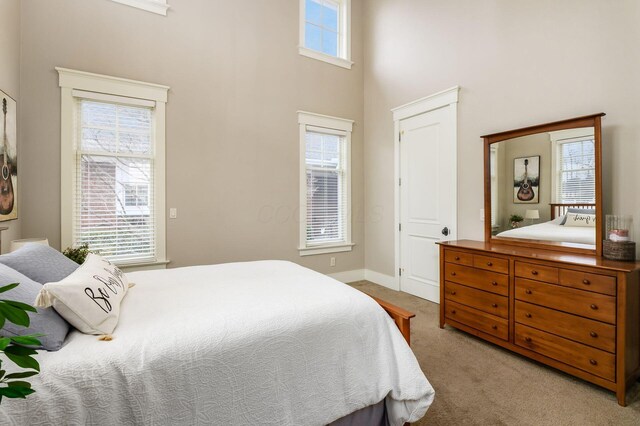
left=490, top=145, right=499, bottom=228
left=298, top=111, right=353, bottom=255
left=299, top=0, right=352, bottom=69
left=58, top=68, right=169, bottom=268
left=110, top=0, right=169, bottom=16
left=550, top=129, right=596, bottom=204
left=124, top=183, right=150, bottom=207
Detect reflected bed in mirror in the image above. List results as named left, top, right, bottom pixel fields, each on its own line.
left=483, top=114, right=604, bottom=255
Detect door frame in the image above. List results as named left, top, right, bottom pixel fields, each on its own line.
left=392, top=86, right=459, bottom=295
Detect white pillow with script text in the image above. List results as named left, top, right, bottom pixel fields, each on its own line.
left=35, top=253, right=130, bottom=335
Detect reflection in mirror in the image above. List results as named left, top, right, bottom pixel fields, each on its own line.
left=490, top=127, right=596, bottom=247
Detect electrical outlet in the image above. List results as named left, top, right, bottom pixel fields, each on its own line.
left=169, top=208, right=177, bottom=219
left=330, top=257, right=336, bottom=267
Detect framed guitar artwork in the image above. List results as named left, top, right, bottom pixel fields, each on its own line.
left=513, top=155, right=539, bottom=204
left=0, top=89, right=17, bottom=221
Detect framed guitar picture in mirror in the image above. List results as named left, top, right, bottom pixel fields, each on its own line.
left=513, top=155, right=539, bottom=203
left=0, top=89, right=17, bottom=221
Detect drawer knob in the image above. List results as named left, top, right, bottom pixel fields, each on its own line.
left=455, top=256, right=460, bottom=261
left=525, top=313, right=532, bottom=318
left=525, top=337, right=532, bottom=343
left=531, top=270, right=539, bottom=276
left=491, top=303, right=498, bottom=308
left=451, top=310, right=456, bottom=314
left=451, top=272, right=457, bottom=276
left=583, top=279, right=591, bottom=285
left=525, top=289, right=532, bottom=295
left=590, top=304, right=598, bottom=310
left=589, top=359, right=598, bottom=366
left=492, top=281, right=498, bottom=286
left=491, top=325, right=498, bottom=330
left=590, top=331, right=598, bottom=338
left=450, top=291, right=457, bottom=295
left=487, top=262, right=493, bottom=266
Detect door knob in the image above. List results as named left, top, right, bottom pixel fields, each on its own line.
left=442, top=227, right=450, bottom=236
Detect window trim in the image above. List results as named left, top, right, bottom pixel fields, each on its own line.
left=110, top=0, right=170, bottom=16
left=57, top=67, right=169, bottom=269
left=299, top=0, right=353, bottom=69
left=298, top=111, right=354, bottom=256
left=549, top=128, right=596, bottom=204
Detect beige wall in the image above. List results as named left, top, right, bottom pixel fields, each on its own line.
left=363, top=0, right=640, bottom=275
left=0, top=0, right=21, bottom=254
left=19, top=0, right=364, bottom=273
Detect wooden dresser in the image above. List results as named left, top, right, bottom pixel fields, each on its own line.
left=438, top=240, right=640, bottom=406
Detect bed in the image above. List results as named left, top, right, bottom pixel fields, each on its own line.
left=496, top=203, right=596, bottom=246
left=495, top=218, right=596, bottom=245
left=0, top=260, right=434, bottom=425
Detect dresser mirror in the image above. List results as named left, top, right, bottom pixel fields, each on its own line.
left=482, top=114, right=605, bottom=255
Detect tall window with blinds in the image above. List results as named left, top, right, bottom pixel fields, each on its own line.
left=554, top=137, right=596, bottom=204
left=74, top=96, right=156, bottom=263
left=305, top=129, right=346, bottom=244
left=298, top=112, right=353, bottom=256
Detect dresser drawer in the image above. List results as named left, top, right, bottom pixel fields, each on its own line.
left=445, top=281, right=508, bottom=319
left=559, top=269, right=616, bottom=296
left=473, top=254, right=509, bottom=274
left=445, top=301, right=508, bottom=340
left=444, top=250, right=473, bottom=266
left=515, top=324, right=615, bottom=381
left=515, top=278, right=616, bottom=324
left=444, top=263, right=509, bottom=296
left=515, top=301, right=615, bottom=353
left=515, top=261, right=559, bottom=283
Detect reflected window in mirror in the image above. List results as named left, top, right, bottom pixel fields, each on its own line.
left=550, top=128, right=596, bottom=205
left=490, top=145, right=499, bottom=229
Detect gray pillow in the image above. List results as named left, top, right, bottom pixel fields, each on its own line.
left=0, top=263, right=70, bottom=351
left=0, top=243, right=79, bottom=284
left=560, top=208, right=596, bottom=225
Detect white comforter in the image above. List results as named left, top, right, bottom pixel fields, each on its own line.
left=496, top=221, right=595, bottom=245
left=0, top=261, right=434, bottom=425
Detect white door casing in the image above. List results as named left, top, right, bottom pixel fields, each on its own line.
left=393, top=87, right=458, bottom=303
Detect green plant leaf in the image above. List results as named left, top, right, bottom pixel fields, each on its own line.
left=0, top=303, right=31, bottom=327
left=0, top=337, right=10, bottom=351
left=2, top=300, right=37, bottom=313
left=0, top=283, right=19, bottom=294
left=4, top=371, right=38, bottom=380
left=0, top=385, right=35, bottom=398
left=4, top=352, right=40, bottom=372
left=0, top=315, right=5, bottom=329
left=4, top=345, right=37, bottom=356
left=0, top=369, right=5, bottom=380
left=7, top=381, right=31, bottom=389
left=10, top=335, right=42, bottom=346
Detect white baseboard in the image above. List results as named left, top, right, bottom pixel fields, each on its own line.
left=328, top=269, right=365, bottom=283
left=364, top=270, right=399, bottom=291
left=328, top=269, right=399, bottom=291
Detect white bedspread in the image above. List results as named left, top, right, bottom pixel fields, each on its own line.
left=496, top=221, right=595, bottom=245
left=0, top=261, right=434, bottom=425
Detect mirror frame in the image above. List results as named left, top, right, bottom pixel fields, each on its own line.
left=482, top=113, right=605, bottom=256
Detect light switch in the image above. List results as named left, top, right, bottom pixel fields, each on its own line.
left=480, top=209, right=485, bottom=221
left=169, top=208, right=177, bottom=219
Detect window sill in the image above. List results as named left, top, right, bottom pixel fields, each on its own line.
left=299, top=243, right=354, bottom=256
left=298, top=47, right=353, bottom=70
left=117, top=259, right=170, bottom=272
left=110, top=0, right=169, bottom=16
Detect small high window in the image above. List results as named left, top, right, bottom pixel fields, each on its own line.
left=299, top=0, right=352, bottom=69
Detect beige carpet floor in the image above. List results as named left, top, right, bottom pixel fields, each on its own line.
left=349, top=280, right=640, bottom=426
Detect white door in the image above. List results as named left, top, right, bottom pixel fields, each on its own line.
left=399, top=105, right=456, bottom=302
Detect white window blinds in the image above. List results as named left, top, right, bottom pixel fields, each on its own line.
left=555, top=138, right=596, bottom=204
left=305, top=128, right=347, bottom=245
left=73, top=94, right=156, bottom=263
